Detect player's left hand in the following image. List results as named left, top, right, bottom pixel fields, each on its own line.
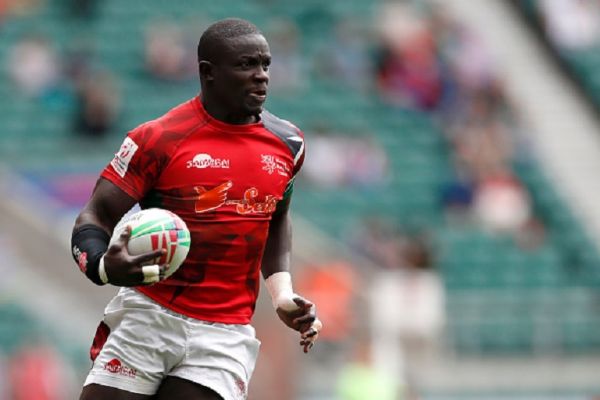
left=276, top=296, right=323, bottom=353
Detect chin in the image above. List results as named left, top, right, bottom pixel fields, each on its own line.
left=245, top=104, right=264, bottom=116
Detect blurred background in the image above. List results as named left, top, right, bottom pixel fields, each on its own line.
left=1, top=0, right=600, bottom=399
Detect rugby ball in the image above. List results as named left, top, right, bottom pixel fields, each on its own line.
left=111, top=208, right=191, bottom=278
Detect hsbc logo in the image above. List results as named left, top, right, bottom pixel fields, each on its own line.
left=187, top=153, right=230, bottom=169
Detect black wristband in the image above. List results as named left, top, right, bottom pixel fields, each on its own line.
left=71, top=224, right=110, bottom=286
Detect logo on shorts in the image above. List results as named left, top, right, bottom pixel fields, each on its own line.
left=104, top=358, right=137, bottom=378
left=234, top=376, right=247, bottom=398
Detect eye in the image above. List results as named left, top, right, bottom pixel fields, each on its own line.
left=240, top=58, right=259, bottom=70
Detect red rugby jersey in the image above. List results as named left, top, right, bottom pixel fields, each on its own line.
left=101, top=96, right=305, bottom=324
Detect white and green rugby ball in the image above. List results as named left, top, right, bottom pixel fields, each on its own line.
left=111, top=208, right=191, bottom=278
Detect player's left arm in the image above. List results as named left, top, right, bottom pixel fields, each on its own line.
left=261, top=197, right=323, bottom=353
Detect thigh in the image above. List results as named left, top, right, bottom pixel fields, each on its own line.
left=154, top=376, right=223, bottom=400
left=169, top=322, right=260, bottom=400
left=84, top=290, right=187, bottom=395
left=80, top=383, right=152, bottom=400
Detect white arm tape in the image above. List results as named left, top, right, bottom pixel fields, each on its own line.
left=142, top=265, right=160, bottom=284
left=98, top=255, right=109, bottom=285
left=265, top=271, right=298, bottom=311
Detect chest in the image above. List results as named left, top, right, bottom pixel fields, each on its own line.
left=156, top=131, right=293, bottom=207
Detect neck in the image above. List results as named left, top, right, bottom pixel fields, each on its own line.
left=201, top=96, right=257, bottom=125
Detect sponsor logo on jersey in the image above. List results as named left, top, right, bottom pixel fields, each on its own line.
left=193, top=182, right=278, bottom=215
left=111, top=137, right=138, bottom=178
left=194, top=181, right=233, bottom=213
left=187, top=153, right=230, bottom=169
left=104, top=358, right=137, bottom=378
left=232, top=188, right=278, bottom=215
left=261, top=154, right=289, bottom=177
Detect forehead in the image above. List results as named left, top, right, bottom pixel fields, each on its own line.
left=219, top=34, right=270, bottom=60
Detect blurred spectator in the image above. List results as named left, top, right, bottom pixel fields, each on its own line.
left=313, top=18, right=374, bottom=91
left=347, top=136, right=389, bottom=188
left=302, top=126, right=347, bottom=186
left=538, top=0, right=600, bottom=51
left=64, top=39, right=95, bottom=84
left=8, top=342, right=74, bottom=400
left=144, top=20, right=197, bottom=82
left=295, top=261, right=358, bottom=345
left=336, top=339, right=400, bottom=400
left=375, top=3, right=447, bottom=110
left=303, top=125, right=389, bottom=189
left=349, top=218, right=405, bottom=270
left=8, top=34, right=61, bottom=98
left=369, top=232, right=444, bottom=397
left=73, top=70, right=120, bottom=137
left=474, top=171, right=532, bottom=234
left=440, top=171, right=475, bottom=226
left=432, top=6, right=496, bottom=95
left=451, top=115, right=513, bottom=182
left=264, top=18, right=305, bottom=93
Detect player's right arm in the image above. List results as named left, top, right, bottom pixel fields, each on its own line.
left=71, top=178, right=165, bottom=287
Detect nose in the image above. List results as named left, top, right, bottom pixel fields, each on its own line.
left=254, top=66, right=269, bottom=83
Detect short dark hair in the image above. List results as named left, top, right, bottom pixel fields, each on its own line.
left=197, top=18, right=261, bottom=62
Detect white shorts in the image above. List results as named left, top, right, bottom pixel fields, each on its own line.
left=84, top=288, right=261, bottom=400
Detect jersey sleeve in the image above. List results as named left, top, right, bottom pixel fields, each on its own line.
left=291, top=128, right=305, bottom=177
left=281, top=128, right=305, bottom=203
left=100, top=122, right=166, bottom=200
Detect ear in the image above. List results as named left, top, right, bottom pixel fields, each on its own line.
left=199, top=61, right=215, bottom=82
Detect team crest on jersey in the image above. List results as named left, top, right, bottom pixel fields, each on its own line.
left=193, top=181, right=278, bottom=215
left=111, top=137, right=138, bottom=178
left=261, top=154, right=289, bottom=177
left=187, top=153, right=230, bottom=169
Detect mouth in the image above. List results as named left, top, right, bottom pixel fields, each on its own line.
left=248, top=88, right=267, bottom=103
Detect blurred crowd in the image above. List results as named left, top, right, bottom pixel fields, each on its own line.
left=374, top=2, right=549, bottom=250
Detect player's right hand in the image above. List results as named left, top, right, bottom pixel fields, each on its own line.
left=101, top=225, right=168, bottom=287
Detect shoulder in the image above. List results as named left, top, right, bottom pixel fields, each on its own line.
left=260, top=109, right=305, bottom=160
left=128, top=98, right=204, bottom=148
